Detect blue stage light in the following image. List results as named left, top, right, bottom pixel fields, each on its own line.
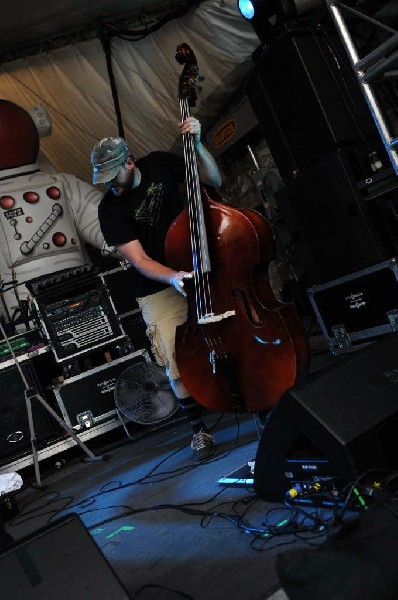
left=237, top=0, right=255, bottom=20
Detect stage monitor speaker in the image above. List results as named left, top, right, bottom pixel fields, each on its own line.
left=254, top=333, right=398, bottom=503
left=0, top=513, right=131, bottom=599
left=274, top=150, right=389, bottom=284
left=246, top=21, right=383, bottom=183
left=0, top=361, right=59, bottom=462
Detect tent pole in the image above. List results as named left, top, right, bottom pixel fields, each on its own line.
left=98, top=18, right=125, bottom=139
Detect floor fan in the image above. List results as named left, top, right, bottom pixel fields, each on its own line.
left=114, top=361, right=179, bottom=428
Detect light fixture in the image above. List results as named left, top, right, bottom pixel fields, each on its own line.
left=237, top=0, right=275, bottom=23
left=237, top=0, right=255, bottom=20
left=237, top=0, right=323, bottom=42
left=237, top=0, right=279, bottom=42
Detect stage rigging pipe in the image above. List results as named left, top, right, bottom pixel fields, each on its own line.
left=325, top=0, right=398, bottom=175
left=98, top=17, right=125, bottom=139
left=330, top=2, right=398, bottom=35
left=356, top=33, right=398, bottom=70
left=361, top=50, right=398, bottom=83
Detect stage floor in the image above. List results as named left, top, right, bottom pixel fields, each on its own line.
left=0, top=338, right=344, bottom=600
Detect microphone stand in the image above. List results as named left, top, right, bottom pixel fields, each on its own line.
left=0, top=277, right=12, bottom=327
left=11, top=270, right=31, bottom=330
left=0, top=319, right=107, bottom=489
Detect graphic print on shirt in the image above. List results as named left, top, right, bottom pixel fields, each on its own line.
left=134, top=182, right=163, bottom=225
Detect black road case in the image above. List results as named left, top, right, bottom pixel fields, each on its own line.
left=52, top=349, right=151, bottom=430
left=307, top=257, right=398, bottom=354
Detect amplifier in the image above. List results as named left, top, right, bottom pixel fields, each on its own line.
left=28, top=266, right=125, bottom=362
left=120, top=311, right=153, bottom=357
left=100, top=265, right=154, bottom=356
left=100, top=264, right=139, bottom=317
left=25, top=264, right=97, bottom=297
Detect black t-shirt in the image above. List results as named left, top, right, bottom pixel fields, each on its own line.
left=98, top=151, right=185, bottom=298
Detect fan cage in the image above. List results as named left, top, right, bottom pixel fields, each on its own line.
left=114, top=361, right=179, bottom=425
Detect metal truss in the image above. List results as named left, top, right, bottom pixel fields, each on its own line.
left=325, top=0, right=398, bottom=175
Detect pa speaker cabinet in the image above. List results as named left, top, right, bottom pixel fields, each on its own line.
left=0, top=513, right=130, bottom=599
left=53, top=349, right=151, bottom=430
left=254, top=333, right=398, bottom=502
left=0, top=360, right=59, bottom=462
left=246, top=21, right=382, bottom=183
left=274, top=150, right=388, bottom=284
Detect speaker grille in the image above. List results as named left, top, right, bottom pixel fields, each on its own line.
left=0, top=362, right=59, bottom=461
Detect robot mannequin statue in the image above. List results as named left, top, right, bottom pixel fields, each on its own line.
left=0, top=99, right=113, bottom=329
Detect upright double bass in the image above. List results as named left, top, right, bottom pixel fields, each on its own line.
left=165, top=44, right=309, bottom=414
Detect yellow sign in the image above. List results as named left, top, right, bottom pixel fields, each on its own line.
left=213, top=119, right=236, bottom=149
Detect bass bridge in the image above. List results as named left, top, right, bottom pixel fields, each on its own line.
left=209, top=350, right=243, bottom=411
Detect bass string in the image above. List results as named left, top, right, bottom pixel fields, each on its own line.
left=179, top=97, right=225, bottom=358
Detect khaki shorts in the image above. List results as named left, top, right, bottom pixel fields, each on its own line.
left=137, top=286, right=187, bottom=380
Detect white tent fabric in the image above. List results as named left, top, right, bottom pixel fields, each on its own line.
left=0, top=0, right=259, bottom=184
left=0, top=0, right=259, bottom=317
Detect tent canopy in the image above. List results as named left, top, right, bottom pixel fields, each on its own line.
left=0, top=1, right=260, bottom=182
left=0, top=0, right=396, bottom=184
left=0, top=0, right=167, bottom=55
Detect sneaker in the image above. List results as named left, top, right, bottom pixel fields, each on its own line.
left=190, top=428, right=215, bottom=461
